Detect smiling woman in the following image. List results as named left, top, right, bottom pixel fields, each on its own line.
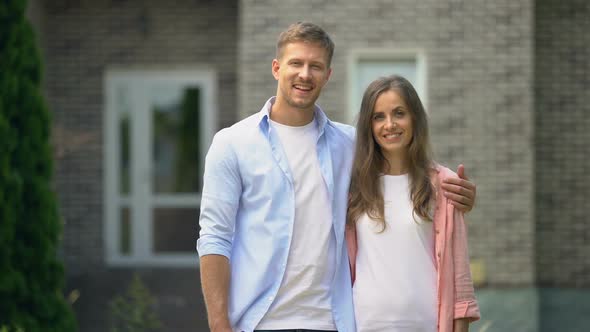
left=347, top=75, right=480, bottom=332
left=371, top=90, right=414, bottom=168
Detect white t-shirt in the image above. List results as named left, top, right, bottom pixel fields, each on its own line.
left=353, top=174, right=437, bottom=332
left=256, top=119, right=337, bottom=330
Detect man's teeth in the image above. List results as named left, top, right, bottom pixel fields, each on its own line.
left=294, top=85, right=312, bottom=91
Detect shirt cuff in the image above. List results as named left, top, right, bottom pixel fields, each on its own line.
left=196, top=239, right=232, bottom=259
left=454, top=300, right=481, bottom=322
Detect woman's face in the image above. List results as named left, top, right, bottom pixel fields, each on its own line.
left=371, top=89, right=413, bottom=160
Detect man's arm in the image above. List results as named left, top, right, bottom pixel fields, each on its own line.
left=201, top=255, right=232, bottom=332
left=197, top=130, right=242, bottom=332
left=442, top=164, right=476, bottom=213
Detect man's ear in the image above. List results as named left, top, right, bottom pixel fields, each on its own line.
left=271, top=59, right=280, bottom=80
left=325, top=67, right=333, bottom=82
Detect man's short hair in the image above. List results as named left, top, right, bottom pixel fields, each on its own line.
left=276, top=22, right=335, bottom=67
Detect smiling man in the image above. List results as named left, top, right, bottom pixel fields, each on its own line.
left=196, top=22, right=477, bottom=332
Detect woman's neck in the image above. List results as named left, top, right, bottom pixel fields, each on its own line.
left=383, top=154, right=409, bottom=175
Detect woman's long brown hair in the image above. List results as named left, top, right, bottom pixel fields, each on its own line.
left=347, top=75, right=435, bottom=230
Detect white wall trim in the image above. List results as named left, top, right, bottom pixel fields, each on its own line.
left=103, top=68, right=217, bottom=267
left=347, top=48, right=428, bottom=124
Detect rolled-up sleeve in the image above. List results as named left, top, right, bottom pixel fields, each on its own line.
left=452, top=208, right=481, bottom=322
left=196, top=129, right=242, bottom=259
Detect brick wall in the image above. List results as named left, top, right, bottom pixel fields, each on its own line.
left=26, top=0, right=44, bottom=48
left=41, top=0, right=238, bottom=276
left=28, top=0, right=590, bottom=329
left=535, top=0, right=590, bottom=286
left=36, top=1, right=237, bottom=330
left=239, top=0, right=536, bottom=286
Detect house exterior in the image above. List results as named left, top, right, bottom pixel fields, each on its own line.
left=26, top=0, right=589, bottom=331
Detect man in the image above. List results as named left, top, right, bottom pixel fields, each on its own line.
left=197, top=22, right=476, bottom=332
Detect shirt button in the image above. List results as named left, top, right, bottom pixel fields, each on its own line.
left=435, top=229, right=440, bottom=234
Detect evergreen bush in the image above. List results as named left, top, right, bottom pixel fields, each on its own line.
left=0, top=0, right=76, bottom=330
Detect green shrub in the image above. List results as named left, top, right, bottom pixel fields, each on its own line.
left=0, top=326, right=24, bottom=332
left=0, top=0, right=76, bottom=331
left=109, top=274, right=163, bottom=332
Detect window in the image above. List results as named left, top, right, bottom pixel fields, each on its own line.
left=348, top=49, right=427, bottom=124
left=104, top=69, right=216, bottom=266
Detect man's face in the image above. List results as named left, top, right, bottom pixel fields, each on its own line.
left=272, top=41, right=332, bottom=112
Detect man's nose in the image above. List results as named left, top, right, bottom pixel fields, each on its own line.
left=298, top=65, right=311, bottom=80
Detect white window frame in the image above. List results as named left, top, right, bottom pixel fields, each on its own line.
left=347, top=49, right=428, bottom=124
left=103, top=68, right=217, bottom=267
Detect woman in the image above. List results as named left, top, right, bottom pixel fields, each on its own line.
left=346, top=75, right=480, bottom=332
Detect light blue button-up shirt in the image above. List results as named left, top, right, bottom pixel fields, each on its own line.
left=197, top=97, right=356, bottom=332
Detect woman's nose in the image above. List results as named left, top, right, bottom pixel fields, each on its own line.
left=385, top=117, right=397, bottom=129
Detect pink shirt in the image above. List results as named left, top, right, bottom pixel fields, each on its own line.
left=346, top=165, right=480, bottom=332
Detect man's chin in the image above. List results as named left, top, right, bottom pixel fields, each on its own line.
left=288, top=99, right=315, bottom=110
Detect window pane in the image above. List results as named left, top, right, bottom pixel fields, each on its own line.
left=152, top=207, right=199, bottom=253
left=117, top=84, right=131, bottom=195
left=120, top=207, right=131, bottom=255
left=354, top=59, right=418, bottom=114
left=152, top=86, right=202, bottom=193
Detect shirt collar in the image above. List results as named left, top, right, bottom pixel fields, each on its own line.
left=257, top=96, right=329, bottom=135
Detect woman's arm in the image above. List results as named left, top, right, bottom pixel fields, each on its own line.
left=454, top=318, right=470, bottom=332
left=452, top=208, right=481, bottom=322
